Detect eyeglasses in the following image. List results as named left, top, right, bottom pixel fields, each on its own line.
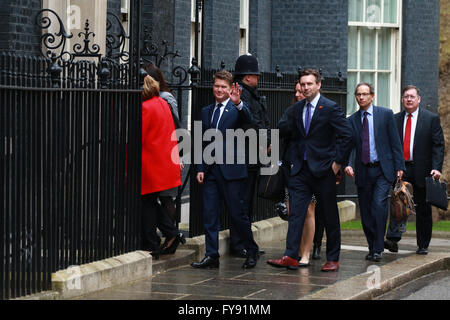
left=402, top=95, right=418, bottom=100
left=355, top=93, right=371, bottom=97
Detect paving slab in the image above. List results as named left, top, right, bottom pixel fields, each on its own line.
left=75, top=232, right=450, bottom=301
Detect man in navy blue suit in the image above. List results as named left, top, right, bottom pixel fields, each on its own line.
left=267, top=69, right=353, bottom=272
left=191, top=70, right=260, bottom=269
left=345, top=82, right=405, bottom=262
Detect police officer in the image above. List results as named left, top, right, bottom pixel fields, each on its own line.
left=229, top=53, right=271, bottom=257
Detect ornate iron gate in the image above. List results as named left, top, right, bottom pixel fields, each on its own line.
left=0, top=2, right=144, bottom=300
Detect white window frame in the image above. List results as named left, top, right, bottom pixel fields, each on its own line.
left=239, top=0, right=249, bottom=55
left=347, top=0, right=402, bottom=114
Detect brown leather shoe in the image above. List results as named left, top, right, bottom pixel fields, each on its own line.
left=267, top=256, right=298, bottom=270
left=321, top=261, right=339, bottom=272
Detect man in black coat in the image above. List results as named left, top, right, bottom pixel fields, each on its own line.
left=384, top=85, right=445, bottom=255
left=228, top=54, right=271, bottom=258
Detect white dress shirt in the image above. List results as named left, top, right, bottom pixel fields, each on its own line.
left=302, top=93, right=320, bottom=128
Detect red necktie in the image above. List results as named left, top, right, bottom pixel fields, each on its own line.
left=403, top=113, right=412, bottom=161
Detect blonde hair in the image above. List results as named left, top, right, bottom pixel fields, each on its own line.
left=142, top=75, right=160, bottom=101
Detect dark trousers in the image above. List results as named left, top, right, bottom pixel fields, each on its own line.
left=386, top=164, right=433, bottom=249
left=229, top=167, right=258, bottom=251
left=141, top=193, right=178, bottom=251
left=285, top=162, right=341, bottom=261
left=203, top=165, right=259, bottom=258
left=357, top=165, right=391, bottom=254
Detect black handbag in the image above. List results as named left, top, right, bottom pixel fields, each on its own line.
left=257, top=163, right=285, bottom=202
left=425, top=176, right=448, bottom=211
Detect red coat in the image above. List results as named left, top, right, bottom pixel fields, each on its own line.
left=141, top=96, right=181, bottom=195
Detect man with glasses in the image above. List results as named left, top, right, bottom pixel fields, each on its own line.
left=384, top=85, right=445, bottom=255
left=345, top=82, right=405, bottom=262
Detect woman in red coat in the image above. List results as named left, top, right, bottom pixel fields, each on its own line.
left=141, top=75, right=183, bottom=258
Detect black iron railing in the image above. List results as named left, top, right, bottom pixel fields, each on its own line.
left=0, top=53, right=143, bottom=300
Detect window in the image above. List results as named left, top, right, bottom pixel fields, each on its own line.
left=120, top=0, right=130, bottom=59
left=190, top=0, right=202, bottom=66
left=239, top=0, right=249, bottom=55
left=347, top=0, right=402, bottom=115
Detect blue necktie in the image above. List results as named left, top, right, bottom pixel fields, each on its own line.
left=304, top=103, right=312, bottom=134
left=211, top=103, right=222, bottom=129
left=303, top=103, right=312, bottom=160
left=361, top=111, right=370, bottom=165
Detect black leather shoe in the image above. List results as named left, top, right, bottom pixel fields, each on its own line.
left=384, top=239, right=398, bottom=253
left=369, top=253, right=382, bottom=262
left=242, top=254, right=258, bottom=269
left=365, top=252, right=373, bottom=261
left=160, top=233, right=186, bottom=255
left=312, top=245, right=321, bottom=260
left=191, top=256, right=220, bottom=269
left=416, top=248, right=428, bottom=255
left=230, top=248, right=247, bottom=258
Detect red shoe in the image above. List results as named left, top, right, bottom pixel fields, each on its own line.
left=321, top=261, right=339, bottom=272
left=267, top=256, right=298, bottom=270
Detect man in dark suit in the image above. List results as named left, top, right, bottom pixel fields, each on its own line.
left=345, top=83, right=405, bottom=262
left=267, top=69, right=353, bottom=271
left=191, top=70, right=260, bottom=269
left=384, top=85, right=445, bottom=255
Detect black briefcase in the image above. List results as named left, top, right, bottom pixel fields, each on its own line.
left=425, top=176, right=448, bottom=211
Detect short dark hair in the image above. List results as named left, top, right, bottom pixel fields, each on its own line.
left=213, top=70, right=233, bottom=86
left=354, top=82, right=375, bottom=95
left=402, top=85, right=420, bottom=96
left=299, top=68, right=321, bottom=84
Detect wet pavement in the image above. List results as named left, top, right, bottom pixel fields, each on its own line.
left=74, top=233, right=450, bottom=300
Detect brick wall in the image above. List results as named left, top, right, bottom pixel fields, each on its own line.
left=248, top=0, right=272, bottom=72
left=402, top=0, right=440, bottom=112
left=270, top=0, right=348, bottom=77
left=0, top=0, right=41, bottom=55
left=202, top=0, right=240, bottom=69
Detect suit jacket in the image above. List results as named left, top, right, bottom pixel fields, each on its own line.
left=348, top=106, right=405, bottom=186
left=395, top=108, right=445, bottom=188
left=197, top=100, right=253, bottom=180
left=278, top=95, right=353, bottom=178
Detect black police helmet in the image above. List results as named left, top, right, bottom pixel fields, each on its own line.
left=234, top=53, right=260, bottom=76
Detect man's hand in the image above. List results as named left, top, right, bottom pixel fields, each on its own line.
left=332, top=162, right=341, bottom=176
left=344, top=166, right=354, bottom=177
left=230, top=82, right=242, bottom=106
left=431, top=169, right=442, bottom=179
left=197, top=172, right=204, bottom=184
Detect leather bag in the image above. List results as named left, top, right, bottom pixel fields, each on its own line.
left=390, top=179, right=416, bottom=223
left=425, top=176, right=448, bottom=211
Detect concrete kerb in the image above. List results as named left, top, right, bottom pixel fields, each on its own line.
left=301, top=252, right=450, bottom=300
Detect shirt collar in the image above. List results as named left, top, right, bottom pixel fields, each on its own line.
left=405, top=108, right=419, bottom=118
left=216, top=99, right=229, bottom=108
left=308, top=93, right=321, bottom=108
left=361, top=105, right=374, bottom=116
